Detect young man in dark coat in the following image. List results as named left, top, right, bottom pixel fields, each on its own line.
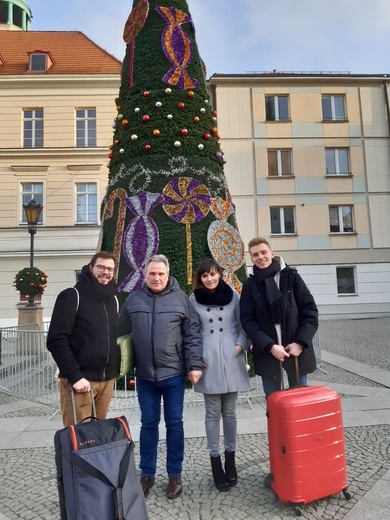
left=240, top=237, right=318, bottom=398
left=117, top=254, right=203, bottom=500
left=47, top=251, right=119, bottom=426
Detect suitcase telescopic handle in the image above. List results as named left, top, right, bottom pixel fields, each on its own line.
left=70, top=387, right=97, bottom=424
left=279, top=353, right=300, bottom=391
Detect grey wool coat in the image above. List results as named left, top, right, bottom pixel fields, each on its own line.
left=190, top=290, right=250, bottom=395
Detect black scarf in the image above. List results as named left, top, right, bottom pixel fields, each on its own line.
left=193, top=279, right=233, bottom=306
left=252, top=259, right=285, bottom=324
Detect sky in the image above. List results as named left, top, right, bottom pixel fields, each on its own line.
left=28, top=0, right=389, bottom=76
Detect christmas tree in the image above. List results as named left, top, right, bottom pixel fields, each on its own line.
left=100, top=0, right=246, bottom=298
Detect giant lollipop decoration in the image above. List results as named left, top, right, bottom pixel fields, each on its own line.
left=208, top=196, right=245, bottom=293
left=123, top=0, right=150, bottom=87
left=163, top=177, right=210, bottom=284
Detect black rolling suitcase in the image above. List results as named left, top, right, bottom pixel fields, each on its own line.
left=54, top=388, right=148, bottom=520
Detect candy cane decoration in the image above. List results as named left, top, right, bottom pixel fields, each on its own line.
left=103, top=188, right=127, bottom=281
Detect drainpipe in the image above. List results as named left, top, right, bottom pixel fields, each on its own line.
left=383, top=80, right=390, bottom=137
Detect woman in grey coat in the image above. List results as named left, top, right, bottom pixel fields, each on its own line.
left=190, top=259, right=250, bottom=492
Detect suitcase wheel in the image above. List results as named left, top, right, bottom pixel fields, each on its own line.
left=293, top=505, right=302, bottom=517
left=343, top=488, right=352, bottom=500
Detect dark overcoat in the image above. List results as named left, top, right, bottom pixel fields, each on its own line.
left=240, top=264, right=318, bottom=382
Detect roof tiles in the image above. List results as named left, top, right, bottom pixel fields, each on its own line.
left=0, top=31, right=122, bottom=75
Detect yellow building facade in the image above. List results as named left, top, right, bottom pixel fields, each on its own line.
left=209, top=73, right=390, bottom=318
left=1, top=10, right=389, bottom=322
left=0, top=26, right=121, bottom=324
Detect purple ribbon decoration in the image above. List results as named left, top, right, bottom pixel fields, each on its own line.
left=119, top=191, right=163, bottom=293
left=156, top=5, right=199, bottom=90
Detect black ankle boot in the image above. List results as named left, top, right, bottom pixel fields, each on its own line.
left=224, top=450, right=237, bottom=487
left=210, top=455, right=230, bottom=491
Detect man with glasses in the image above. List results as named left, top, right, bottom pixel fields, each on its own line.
left=47, top=251, right=119, bottom=426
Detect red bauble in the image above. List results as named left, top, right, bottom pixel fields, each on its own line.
left=203, top=133, right=211, bottom=140
left=143, top=91, right=150, bottom=97
left=145, top=144, right=151, bottom=151
left=177, top=102, right=185, bottom=109
left=114, top=139, right=120, bottom=145
left=212, top=110, right=217, bottom=116
left=143, top=115, right=150, bottom=122
left=181, top=128, right=188, bottom=136
left=108, top=152, right=113, bottom=159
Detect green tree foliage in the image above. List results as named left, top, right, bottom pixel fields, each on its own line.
left=101, top=0, right=246, bottom=299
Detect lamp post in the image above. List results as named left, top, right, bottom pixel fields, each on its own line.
left=23, top=198, right=43, bottom=306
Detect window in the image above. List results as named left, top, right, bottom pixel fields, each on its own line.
left=322, top=95, right=346, bottom=121
left=30, top=54, right=47, bottom=72
left=76, top=109, right=96, bottom=147
left=23, top=109, right=44, bottom=148
left=336, top=266, right=356, bottom=294
left=21, top=183, right=43, bottom=224
left=265, top=95, right=289, bottom=121
left=270, top=207, right=295, bottom=234
left=326, top=148, right=350, bottom=175
left=268, top=150, right=292, bottom=176
left=329, top=205, right=354, bottom=233
left=76, top=183, right=98, bottom=223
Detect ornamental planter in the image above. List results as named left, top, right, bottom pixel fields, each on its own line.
left=13, top=267, right=48, bottom=304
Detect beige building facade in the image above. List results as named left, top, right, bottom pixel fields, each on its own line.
left=0, top=26, right=121, bottom=325
left=1, top=7, right=389, bottom=323
left=209, top=73, right=390, bottom=318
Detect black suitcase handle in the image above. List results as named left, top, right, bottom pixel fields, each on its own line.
left=70, top=387, right=98, bottom=424
left=279, top=353, right=300, bottom=391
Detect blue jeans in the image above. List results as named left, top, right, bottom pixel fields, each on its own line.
left=263, top=374, right=307, bottom=399
left=136, top=374, right=186, bottom=478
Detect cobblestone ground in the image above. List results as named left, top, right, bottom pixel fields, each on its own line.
left=318, top=318, right=390, bottom=371
left=0, top=425, right=389, bottom=520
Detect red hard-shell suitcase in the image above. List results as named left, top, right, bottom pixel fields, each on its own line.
left=266, top=364, right=351, bottom=514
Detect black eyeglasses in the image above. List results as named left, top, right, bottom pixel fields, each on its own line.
left=95, top=264, right=115, bottom=273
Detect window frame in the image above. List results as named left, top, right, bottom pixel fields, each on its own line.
left=336, top=266, right=357, bottom=295
left=23, top=108, right=44, bottom=148
left=270, top=206, right=296, bottom=235
left=76, top=108, right=97, bottom=147
left=20, top=182, right=44, bottom=225
left=329, top=205, right=354, bottom=233
left=267, top=149, right=293, bottom=177
left=75, top=182, right=98, bottom=224
left=325, top=148, right=350, bottom=176
left=29, top=53, right=47, bottom=72
left=322, top=95, right=347, bottom=122
left=265, top=95, right=290, bottom=122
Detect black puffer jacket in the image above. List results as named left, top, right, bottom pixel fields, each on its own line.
left=47, top=266, right=119, bottom=384
left=118, top=276, right=203, bottom=382
left=240, top=263, right=318, bottom=382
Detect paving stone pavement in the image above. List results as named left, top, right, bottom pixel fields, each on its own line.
left=0, top=317, right=390, bottom=520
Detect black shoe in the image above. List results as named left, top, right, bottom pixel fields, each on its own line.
left=264, top=473, right=273, bottom=489
left=210, top=455, right=230, bottom=492
left=224, top=451, right=237, bottom=487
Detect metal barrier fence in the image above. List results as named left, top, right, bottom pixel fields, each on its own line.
left=0, top=326, right=323, bottom=416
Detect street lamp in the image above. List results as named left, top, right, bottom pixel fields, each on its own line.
left=23, top=199, right=43, bottom=305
